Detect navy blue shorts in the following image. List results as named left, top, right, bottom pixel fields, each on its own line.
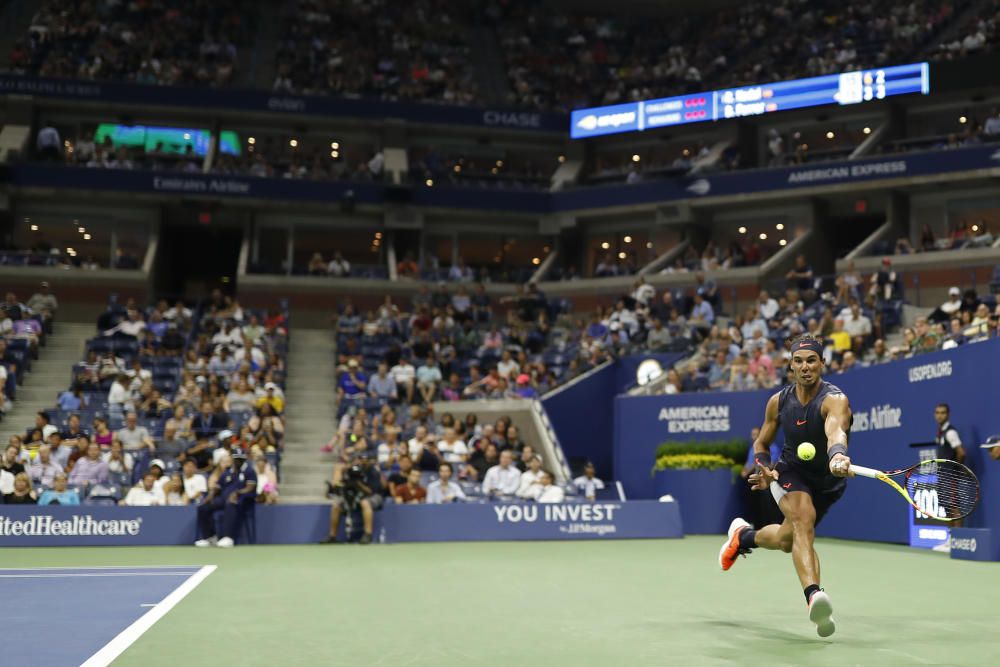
left=773, top=462, right=846, bottom=526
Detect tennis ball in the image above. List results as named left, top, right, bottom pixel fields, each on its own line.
left=798, top=442, right=816, bottom=461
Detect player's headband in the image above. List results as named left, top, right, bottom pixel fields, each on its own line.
left=792, top=339, right=823, bottom=356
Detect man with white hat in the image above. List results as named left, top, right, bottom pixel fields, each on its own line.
left=929, top=286, right=963, bottom=323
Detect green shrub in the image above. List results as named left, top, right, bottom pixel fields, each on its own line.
left=653, top=453, right=743, bottom=473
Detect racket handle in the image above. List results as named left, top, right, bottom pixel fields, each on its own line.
left=849, top=464, right=879, bottom=479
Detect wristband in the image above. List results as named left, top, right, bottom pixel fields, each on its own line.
left=828, top=443, right=848, bottom=459
left=754, top=452, right=772, bottom=468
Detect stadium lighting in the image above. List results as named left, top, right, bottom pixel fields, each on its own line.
left=863, top=127, right=871, bottom=134
left=826, top=131, right=835, bottom=139
left=600, top=242, right=610, bottom=250
left=558, top=155, right=565, bottom=163
left=30, top=224, right=38, bottom=231
left=682, top=148, right=690, bottom=156
left=631, top=154, right=640, bottom=162
left=618, top=251, right=627, bottom=259
left=78, top=227, right=86, bottom=233
left=331, top=142, right=339, bottom=149
left=776, top=223, right=784, bottom=230
left=759, top=233, right=768, bottom=240
left=779, top=239, right=787, bottom=246
left=959, top=116, right=968, bottom=124
left=248, top=137, right=255, bottom=144
left=183, top=133, right=191, bottom=140
left=453, top=164, right=461, bottom=173
left=738, top=226, right=747, bottom=234
left=375, top=232, right=383, bottom=239
left=972, top=224, right=980, bottom=232
left=496, top=160, right=503, bottom=167
left=624, top=235, right=632, bottom=243
left=646, top=242, right=653, bottom=249
left=289, top=139, right=298, bottom=147
left=330, top=151, right=338, bottom=158
left=532, top=257, right=540, bottom=265
left=83, top=234, right=92, bottom=240
left=373, top=239, right=380, bottom=247
left=425, top=179, right=433, bottom=187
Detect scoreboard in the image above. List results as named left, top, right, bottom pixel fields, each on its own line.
left=570, top=62, right=929, bottom=139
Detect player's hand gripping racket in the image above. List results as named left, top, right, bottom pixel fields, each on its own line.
left=849, top=459, right=980, bottom=521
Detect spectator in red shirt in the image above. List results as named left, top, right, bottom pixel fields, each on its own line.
left=393, top=469, right=426, bottom=504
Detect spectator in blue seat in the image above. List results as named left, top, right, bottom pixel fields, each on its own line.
left=28, top=444, right=63, bottom=488
left=195, top=450, right=257, bottom=548
left=68, top=441, right=109, bottom=489
left=60, top=413, right=89, bottom=447
left=56, top=384, right=87, bottom=411
left=416, top=355, right=442, bottom=404
left=513, top=374, right=537, bottom=399
left=208, top=346, right=238, bottom=377
left=689, top=293, right=714, bottom=333
left=336, top=304, right=362, bottom=336
left=470, top=283, right=492, bottom=323
left=38, top=473, right=79, bottom=506
left=786, top=254, right=814, bottom=293
left=426, top=462, right=467, bottom=504
left=707, top=350, right=731, bottom=391
left=117, top=411, right=156, bottom=455
left=338, top=359, right=368, bottom=401
left=368, top=362, right=397, bottom=402
left=482, top=449, right=520, bottom=498
left=572, top=462, right=605, bottom=501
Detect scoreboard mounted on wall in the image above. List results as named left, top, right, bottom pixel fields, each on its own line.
left=570, top=62, right=929, bottom=139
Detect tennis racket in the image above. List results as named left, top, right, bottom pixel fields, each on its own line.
left=849, top=459, right=980, bottom=521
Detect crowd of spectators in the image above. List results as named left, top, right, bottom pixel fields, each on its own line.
left=1, top=285, right=58, bottom=418
left=490, top=0, right=964, bottom=112
left=409, top=148, right=552, bottom=191
left=932, top=0, right=1000, bottom=60
left=8, top=0, right=252, bottom=87
left=1, top=290, right=288, bottom=547
left=272, top=0, right=478, bottom=104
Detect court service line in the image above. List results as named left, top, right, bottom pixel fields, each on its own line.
left=80, top=564, right=217, bottom=667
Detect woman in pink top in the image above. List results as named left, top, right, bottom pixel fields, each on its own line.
left=92, top=417, right=114, bottom=449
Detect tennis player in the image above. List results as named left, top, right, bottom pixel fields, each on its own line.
left=718, top=335, right=852, bottom=637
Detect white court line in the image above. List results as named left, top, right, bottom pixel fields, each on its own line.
left=0, top=565, right=202, bottom=571
left=80, top=565, right=217, bottom=667
left=0, top=573, right=197, bottom=579
left=139, top=604, right=156, bottom=608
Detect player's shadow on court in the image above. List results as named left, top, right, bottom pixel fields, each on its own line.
left=709, top=619, right=832, bottom=647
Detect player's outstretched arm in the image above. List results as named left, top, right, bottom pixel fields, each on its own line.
left=748, top=393, right=781, bottom=491
left=822, top=394, right=852, bottom=477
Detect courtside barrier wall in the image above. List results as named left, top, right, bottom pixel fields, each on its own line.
left=613, top=339, right=1000, bottom=543
left=0, top=501, right=682, bottom=547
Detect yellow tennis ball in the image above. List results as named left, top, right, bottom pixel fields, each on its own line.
left=798, top=442, right=816, bottom=461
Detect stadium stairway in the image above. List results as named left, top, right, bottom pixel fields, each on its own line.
left=0, top=322, right=93, bottom=444
left=279, top=328, right=339, bottom=503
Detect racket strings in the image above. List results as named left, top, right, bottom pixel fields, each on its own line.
left=906, top=460, right=980, bottom=520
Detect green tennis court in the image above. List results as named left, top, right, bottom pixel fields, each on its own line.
left=6, top=537, right=997, bottom=666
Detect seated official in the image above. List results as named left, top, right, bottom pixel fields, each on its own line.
left=195, top=449, right=257, bottom=548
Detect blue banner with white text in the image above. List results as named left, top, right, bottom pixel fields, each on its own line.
left=613, top=339, right=1000, bottom=543
left=0, top=500, right=681, bottom=546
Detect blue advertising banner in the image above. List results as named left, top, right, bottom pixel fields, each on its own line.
left=6, top=145, right=999, bottom=214
left=0, top=75, right=567, bottom=133
left=551, top=144, right=1000, bottom=212
left=0, top=500, right=681, bottom=547
left=949, top=528, right=1000, bottom=561
left=380, top=500, right=682, bottom=542
left=613, top=339, right=1000, bottom=544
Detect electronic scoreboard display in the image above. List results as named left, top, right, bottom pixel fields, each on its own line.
left=570, top=62, right=929, bottom=139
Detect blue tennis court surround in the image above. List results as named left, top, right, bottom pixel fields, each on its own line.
left=1, top=565, right=214, bottom=667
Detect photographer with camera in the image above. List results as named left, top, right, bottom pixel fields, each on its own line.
left=322, top=456, right=384, bottom=544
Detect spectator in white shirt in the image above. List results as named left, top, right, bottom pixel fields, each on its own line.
left=536, top=471, right=565, bottom=503
left=572, top=462, right=606, bottom=501
left=328, top=252, right=351, bottom=277
left=841, top=302, right=872, bottom=348
left=104, top=309, right=146, bottom=338
left=984, top=108, right=1000, bottom=138
left=496, top=350, right=519, bottom=380
left=181, top=459, right=207, bottom=502
left=632, top=277, right=655, bottom=306
left=121, top=472, right=165, bottom=506
left=390, top=359, right=416, bottom=404
left=757, top=290, right=779, bottom=321
left=425, top=462, right=467, bottom=504
left=36, top=121, right=62, bottom=160
left=437, top=428, right=468, bottom=465
left=516, top=455, right=545, bottom=499
left=481, top=449, right=521, bottom=497
left=107, top=373, right=131, bottom=419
